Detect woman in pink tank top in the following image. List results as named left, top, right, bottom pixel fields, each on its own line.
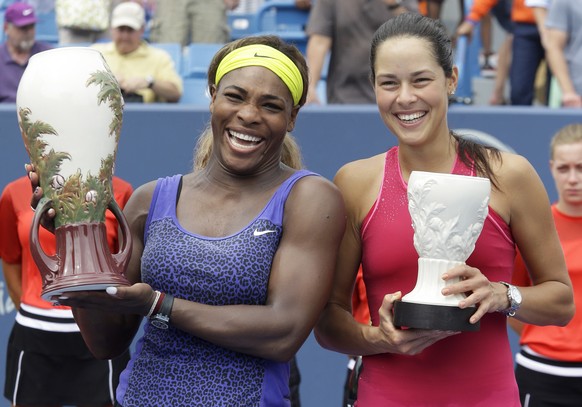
left=315, top=12, right=574, bottom=407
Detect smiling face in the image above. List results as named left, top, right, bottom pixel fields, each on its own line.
left=373, top=36, right=457, bottom=148
left=551, top=142, right=582, bottom=213
left=208, top=65, right=299, bottom=175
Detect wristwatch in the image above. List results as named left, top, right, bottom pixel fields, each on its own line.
left=387, top=0, right=402, bottom=10
left=499, top=282, right=522, bottom=317
left=145, top=75, right=155, bottom=89
left=150, top=294, right=174, bottom=329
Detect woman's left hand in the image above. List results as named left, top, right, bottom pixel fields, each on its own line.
left=53, top=283, right=156, bottom=316
left=441, top=264, right=507, bottom=324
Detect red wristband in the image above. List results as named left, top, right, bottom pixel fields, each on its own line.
left=151, top=292, right=165, bottom=317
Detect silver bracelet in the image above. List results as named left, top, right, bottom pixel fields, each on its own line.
left=146, top=290, right=161, bottom=318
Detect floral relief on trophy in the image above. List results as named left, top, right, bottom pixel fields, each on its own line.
left=408, top=177, right=489, bottom=263
left=19, top=68, right=123, bottom=228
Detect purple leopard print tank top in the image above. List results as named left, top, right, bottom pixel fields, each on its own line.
left=116, top=170, right=316, bottom=407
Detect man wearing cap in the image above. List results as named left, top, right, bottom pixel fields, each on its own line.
left=0, top=2, right=52, bottom=103
left=92, top=2, right=183, bottom=103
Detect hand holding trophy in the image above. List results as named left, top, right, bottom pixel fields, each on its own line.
left=393, top=171, right=490, bottom=332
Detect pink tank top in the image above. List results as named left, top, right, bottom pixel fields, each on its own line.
left=358, top=146, right=519, bottom=406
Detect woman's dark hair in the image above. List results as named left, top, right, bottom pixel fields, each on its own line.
left=206, top=35, right=309, bottom=107
left=370, top=13, right=501, bottom=188
left=370, top=12, right=454, bottom=81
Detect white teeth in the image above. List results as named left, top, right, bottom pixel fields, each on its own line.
left=230, top=138, right=256, bottom=149
left=397, top=112, right=426, bottom=121
left=229, top=130, right=261, bottom=143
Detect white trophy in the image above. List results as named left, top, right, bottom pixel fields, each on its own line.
left=393, top=171, right=490, bottom=332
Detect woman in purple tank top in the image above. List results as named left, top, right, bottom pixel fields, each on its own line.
left=29, top=35, right=346, bottom=406
left=315, top=13, right=574, bottom=407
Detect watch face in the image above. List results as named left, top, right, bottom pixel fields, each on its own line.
left=511, top=286, right=522, bottom=305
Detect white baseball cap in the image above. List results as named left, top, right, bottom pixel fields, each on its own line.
left=111, top=2, right=145, bottom=30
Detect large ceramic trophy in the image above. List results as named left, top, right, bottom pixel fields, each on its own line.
left=393, top=171, right=490, bottom=332
left=17, top=47, right=132, bottom=302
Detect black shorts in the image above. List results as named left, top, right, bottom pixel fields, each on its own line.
left=515, top=350, right=582, bottom=407
left=4, top=322, right=130, bottom=406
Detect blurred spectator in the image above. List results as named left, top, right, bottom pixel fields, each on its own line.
left=509, top=0, right=547, bottom=105
left=458, top=0, right=545, bottom=106
left=542, top=0, right=582, bottom=107
left=92, top=2, right=182, bottom=103
left=524, top=0, right=552, bottom=106
left=479, top=13, right=498, bottom=77
left=304, top=0, right=418, bottom=105
left=525, top=0, right=549, bottom=46
left=456, top=0, right=513, bottom=105
left=0, top=2, right=52, bottom=103
left=510, top=123, right=582, bottom=406
left=55, top=0, right=112, bottom=44
left=149, top=0, right=238, bottom=46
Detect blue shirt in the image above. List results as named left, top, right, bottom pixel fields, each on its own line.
left=0, top=41, right=52, bottom=103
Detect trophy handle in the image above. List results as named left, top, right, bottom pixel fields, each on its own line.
left=30, top=197, right=59, bottom=274
left=108, top=200, right=132, bottom=271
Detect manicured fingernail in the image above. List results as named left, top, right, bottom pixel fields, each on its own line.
left=106, top=286, right=117, bottom=295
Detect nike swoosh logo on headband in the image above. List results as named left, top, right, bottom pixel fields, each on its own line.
left=254, top=52, right=276, bottom=59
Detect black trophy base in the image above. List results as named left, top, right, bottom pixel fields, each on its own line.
left=393, top=300, right=480, bottom=332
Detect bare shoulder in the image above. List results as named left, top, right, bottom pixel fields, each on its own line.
left=287, top=172, right=344, bottom=208
left=493, top=151, right=538, bottom=189
left=334, top=153, right=385, bottom=210
left=278, top=173, right=347, bottom=246
left=334, top=153, right=384, bottom=189
left=489, top=151, right=548, bottom=224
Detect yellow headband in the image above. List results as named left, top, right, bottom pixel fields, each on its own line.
left=215, top=44, right=303, bottom=106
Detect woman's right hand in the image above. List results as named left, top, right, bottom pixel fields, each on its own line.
left=26, top=163, right=56, bottom=233
left=376, top=292, right=459, bottom=355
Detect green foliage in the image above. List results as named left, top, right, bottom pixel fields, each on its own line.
left=19, top=108, right=71, bottom=214
left=86, top=69, right=124, bottom=143
left=18, top=68, right=123, bottom=228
